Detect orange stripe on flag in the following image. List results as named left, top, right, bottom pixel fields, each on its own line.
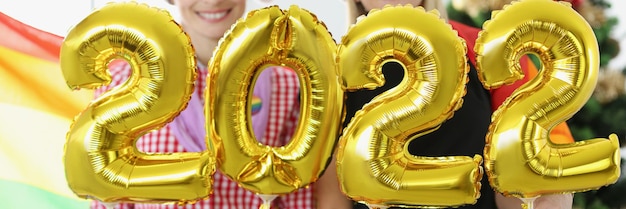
left=0, top=12, right=63, bottom=62
left=0, top=45, right=91, bottom=119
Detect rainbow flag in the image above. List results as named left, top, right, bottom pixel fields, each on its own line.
left=0, top=12, right=92, bottom=209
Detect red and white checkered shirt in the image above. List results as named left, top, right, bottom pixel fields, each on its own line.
left=91, top=62, right=313, bottom=209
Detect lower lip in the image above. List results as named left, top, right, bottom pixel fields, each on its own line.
left=197, top=10, right=231, bottom=23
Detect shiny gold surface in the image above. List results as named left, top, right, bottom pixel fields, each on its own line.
left=207, top=5, right=342, bottom=195
left=475, top=0, right=620, bottom=198
left=62, top=2, right=213, bottom=204
left=336, top=5, right=482, bottom=208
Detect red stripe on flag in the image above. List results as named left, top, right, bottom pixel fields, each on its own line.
left=0, top=12, right=63, bottom=62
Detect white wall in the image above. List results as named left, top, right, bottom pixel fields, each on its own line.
left=0, top=0, right=624, bottom=70
left=604, top=0, right=626, bottom=70
left=0, top=0, right=348, bottom=41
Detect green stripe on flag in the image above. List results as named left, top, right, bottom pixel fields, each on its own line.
left=0, top=179, right=89, bottom=209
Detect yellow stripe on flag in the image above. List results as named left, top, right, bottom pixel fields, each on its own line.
left=0, top=103, right=81, bottom=199
left=0, top=45, right=92, bottom=119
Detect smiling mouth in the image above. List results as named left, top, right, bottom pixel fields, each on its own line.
left=197, top=9, right=230, bottom=22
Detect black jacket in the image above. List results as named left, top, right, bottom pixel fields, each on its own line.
left=346, top=60, right=495, bottom=209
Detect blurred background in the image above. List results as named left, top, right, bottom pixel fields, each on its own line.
left=1, top=0, right=625, bottom=208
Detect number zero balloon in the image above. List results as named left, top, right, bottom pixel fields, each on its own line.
left=207, top=5, right=342, bottom=197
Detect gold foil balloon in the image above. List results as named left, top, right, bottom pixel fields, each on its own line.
left=336, top=5, right=483, bottom=208
left=206, top=4, right=341, bottom=205
left=475, top=0, right=621, bottom=202
left=61, top=2, right=214, bottom=204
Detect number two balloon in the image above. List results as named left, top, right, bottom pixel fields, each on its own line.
left=61, top=2, right=213, bottom=204
left=336, top=5, right=483, bottom=208
left=475, top=0, right=620, bottom=207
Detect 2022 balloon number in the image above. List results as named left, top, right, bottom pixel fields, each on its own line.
left=61, top=0, right=620, bottom=207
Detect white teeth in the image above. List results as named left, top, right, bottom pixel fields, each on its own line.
left=199, top=11, right=228, bottom=20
